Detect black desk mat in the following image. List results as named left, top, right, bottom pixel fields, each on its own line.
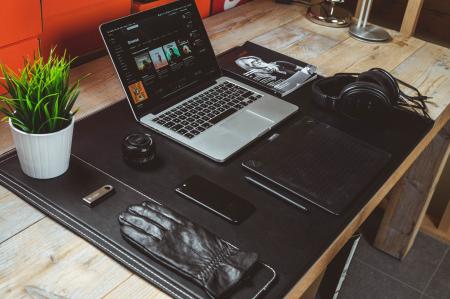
left=0, top=72, right=432, bottom=298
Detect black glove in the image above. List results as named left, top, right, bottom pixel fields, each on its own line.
left=118, top=201, right=258, bottom=298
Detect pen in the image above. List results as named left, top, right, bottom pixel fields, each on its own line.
left=244, top=176, right=309, bottom=213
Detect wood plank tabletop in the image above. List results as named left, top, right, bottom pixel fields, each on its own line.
left=1, top=1, right=450, bottom=298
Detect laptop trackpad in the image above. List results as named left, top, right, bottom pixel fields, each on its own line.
left=220, top=110, right=273, bottom=139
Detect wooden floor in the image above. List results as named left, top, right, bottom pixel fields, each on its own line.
left=1, top=1, right=450, bottom=298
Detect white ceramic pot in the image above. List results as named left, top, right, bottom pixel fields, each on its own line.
left=9, top=118, right=74, bottom=179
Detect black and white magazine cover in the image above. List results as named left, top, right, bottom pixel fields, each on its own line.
left=219, top=41, right=317, bottom=97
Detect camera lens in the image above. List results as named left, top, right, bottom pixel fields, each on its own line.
left=122, top=133, right=156, bottom=166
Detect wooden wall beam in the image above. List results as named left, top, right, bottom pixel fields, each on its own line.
left=374, top=121, right=450, bottom=259
left=400, top=0, right=425, bottom=36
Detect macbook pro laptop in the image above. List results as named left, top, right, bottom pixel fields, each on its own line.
left=100, top=0, right=298, bottom=162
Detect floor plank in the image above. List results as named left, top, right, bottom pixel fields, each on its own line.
left=282, top=30, right=343, bottom=62
left=204, top=0, right=307, bottom=54
left=0, top=122, right=13, bottom=154
left=0, top=190, right=44, bottom=244
left=391, top=42, right=450, bottom=120
left=308, top=32, right=426, bottom=76
left=0, top=217, right=132, bottom=299
left=0, top=185, right=9, bottom=198
left=251, top=20, right=344, bottom=62
left=251, top=25, right=313, bottom=52
left=72, top=56, right=126, bottom=120
left=104, top=275, right=171, bottom=299
left=282, top=15, right=350, bottom=42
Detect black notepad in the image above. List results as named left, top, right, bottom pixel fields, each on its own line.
left=242, top=117, right=391, bottom=215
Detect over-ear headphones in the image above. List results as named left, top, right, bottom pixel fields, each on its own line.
left=312, top=68, right=430, bottom=119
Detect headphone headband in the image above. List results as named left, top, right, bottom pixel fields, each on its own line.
left=311, top=75, right=355, bottom=111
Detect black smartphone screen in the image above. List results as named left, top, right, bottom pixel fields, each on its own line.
left=175, top=175, right=255, bottom=223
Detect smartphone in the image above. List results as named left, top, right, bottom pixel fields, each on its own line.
left=175, top=175, right=255, bottom=223
left=227, top=261, right=277, bottom=299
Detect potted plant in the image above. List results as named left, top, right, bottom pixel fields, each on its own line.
left=0, top=49, right=84, bottom=179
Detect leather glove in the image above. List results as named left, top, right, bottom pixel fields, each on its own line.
left=118, top=201, right=258, bottom=298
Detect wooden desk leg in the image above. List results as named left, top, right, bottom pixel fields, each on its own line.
left=374, top=121, right=450, bottom=259
left=400, top=0, right=425, bottom=36
left=298, top=268, right=326, bottom=299
left=438, top=198, right=450, bottom=234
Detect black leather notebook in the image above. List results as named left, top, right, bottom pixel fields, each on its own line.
left=243, top=117, right=392, bottom=215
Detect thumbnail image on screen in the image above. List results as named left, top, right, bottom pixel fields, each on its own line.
left=128, top=81, right=149, bottom=103
left=181, top=42, right=192, bottom=55
left=163, top=42, right=182, bottom=63
left=134, top=52, right=153, bottom=72
left=149, top=47, right=169, bottom=70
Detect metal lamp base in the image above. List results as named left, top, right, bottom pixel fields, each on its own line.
left=307, top=2, right=352, bottom=28
left=349, top=24, right=392, bottom=42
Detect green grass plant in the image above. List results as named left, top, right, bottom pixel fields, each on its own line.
left=0, top=48, right=84, bottom=134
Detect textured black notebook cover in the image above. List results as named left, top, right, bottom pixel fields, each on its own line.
left=243, top=117, right=392, bottom=215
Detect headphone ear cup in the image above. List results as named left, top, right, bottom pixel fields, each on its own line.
left=312, top=76, right=356, bottom=111
left=359, top=69, right=400, bottom=105
left=339, top=81, right=392, bottom=117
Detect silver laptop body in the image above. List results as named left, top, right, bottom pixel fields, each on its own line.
left=140, top=76, right=298, bottom=162
left=100, top=0, right=298, bottom=162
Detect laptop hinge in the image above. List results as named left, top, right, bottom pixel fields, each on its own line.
left=149, top=79, right=218, bottom=115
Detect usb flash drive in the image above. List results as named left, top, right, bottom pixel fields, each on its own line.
left=82, top=185, right=114, bottom=207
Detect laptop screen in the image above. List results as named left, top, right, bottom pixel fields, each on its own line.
left=100, top=0, right=221, bottom=117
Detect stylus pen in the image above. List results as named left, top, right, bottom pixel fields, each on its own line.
left=244, top=176, right=309, bottom=213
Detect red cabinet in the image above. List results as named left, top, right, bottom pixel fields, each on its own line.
left=0, top=0, right=42, bottom=93
left=132, top=0, right=252, bottom=19
left=0, top=38, right=40, bottom=94
left=40, top=0, right=131, bottom=58
left=0, top=0, right=42, bottom=48
left=132, top=0, right=211, bottom=18
left=0, top=0, right=253, bottom=92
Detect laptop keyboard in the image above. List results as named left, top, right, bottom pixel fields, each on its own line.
left=152, top=81, right=262, bottom=139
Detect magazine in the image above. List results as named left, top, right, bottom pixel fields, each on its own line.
left=219, top=41, right=317, bottom=97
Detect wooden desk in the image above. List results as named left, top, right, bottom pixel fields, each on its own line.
left=1, top=1, right=449, bottom=298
